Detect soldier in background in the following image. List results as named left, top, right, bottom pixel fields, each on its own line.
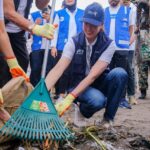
left=136, top=0, right=150, bottom=99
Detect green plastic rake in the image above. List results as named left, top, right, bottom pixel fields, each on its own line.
left=0, top=0, right=74, bottom=142
left=0, top=79, right=74, bottom=141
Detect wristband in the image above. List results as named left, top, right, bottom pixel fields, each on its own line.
left=70, top=93, right=77, bottom=99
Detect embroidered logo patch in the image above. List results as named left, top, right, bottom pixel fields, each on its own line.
left=76, top=49, right=84, bottom=55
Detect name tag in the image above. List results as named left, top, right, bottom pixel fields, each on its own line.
left=60, top=17, right=64, bottom=22
left=119, top=40, right=129, bottom=45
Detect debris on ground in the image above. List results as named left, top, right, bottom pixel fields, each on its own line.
left=0, top=100, right=150, bottom=150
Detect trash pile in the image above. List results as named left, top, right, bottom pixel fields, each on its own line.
left=0, top=123, right=150, bottom=150
left=59, top=125, right=150, bottom=150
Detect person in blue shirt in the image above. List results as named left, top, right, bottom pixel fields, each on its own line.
left=51, top=0, right=84, bottom=100
left=121, top=0, right=137, bottom=105
left=30, top=5, right=54, bottom=86
left=104, top=0, right=135, bottom=109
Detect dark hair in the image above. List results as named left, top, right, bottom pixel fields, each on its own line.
left=137, top=0, right=149, bottom=30
left=62, top=0, right=66, bottom=8
left=42, top=5, right=51, bottom=14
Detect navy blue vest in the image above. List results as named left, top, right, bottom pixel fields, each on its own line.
left=69, top=31, right=112, bottom=88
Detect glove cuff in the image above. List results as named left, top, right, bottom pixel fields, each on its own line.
left=66, top=93, right=76, bottom=102
left=32, top=24, right=41, bottom=36
left=70, top=93, right=77, bottom=99
left=6, top=58, right=19, bottom=69
left=28, top=23, right=36, bottom=32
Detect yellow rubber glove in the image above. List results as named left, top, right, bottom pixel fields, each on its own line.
left=55, top=93, right=76, bottom=117
left=32, top=24, right=57, bottom=40
left=6, top=58, right=29, bottom=82
left=0, top=89, right=3, bottom=107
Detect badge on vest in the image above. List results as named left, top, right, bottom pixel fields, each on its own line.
left=60, top=16, right=64, bottom=22
left=94, top=51, right=100, bottom=54
left=76, top=49, right=84, bottom=55
left=122, top=18, right=128, bottom=22
left=122, top=18, right=128, bottom=27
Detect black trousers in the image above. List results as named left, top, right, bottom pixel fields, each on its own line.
left=30, top=49, right=54, bottom=87
left=110, top=50, right=129, bottom=71
left=54, top=51, right=70, bottom=95
left=110, top=50, right=129, bottom=98
left=127, top=51, right=135, bottom=96
left=0, top=31, right=29, bottom=88
left=0, top=53, right=11, bottom=88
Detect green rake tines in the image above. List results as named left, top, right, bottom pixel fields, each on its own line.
left=0, top=79, right=74, bottom=141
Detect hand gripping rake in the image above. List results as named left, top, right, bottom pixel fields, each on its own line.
left=0, top=0, right=74, bottom=142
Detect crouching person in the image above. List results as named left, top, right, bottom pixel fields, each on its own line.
left=45, top=2, right=128, bottom=128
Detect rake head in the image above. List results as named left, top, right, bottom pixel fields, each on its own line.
left=0, top=79, right=74, bottom=141
left=0, top=108, right=74, bottom=141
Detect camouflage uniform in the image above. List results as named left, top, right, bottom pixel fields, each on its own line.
left=138, top=61, right=150, bottom=90
left=136, top=0, right=150, bottom=92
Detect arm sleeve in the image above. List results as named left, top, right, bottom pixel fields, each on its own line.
left=62, top=38, right=75, bottom=60
left=51, top=14, right=60, bottom=48
left=0, top=0, right=4, bottom=20
left=129, top=6, right=137, bottom=26
left=98, top=41, right=116, bottom=64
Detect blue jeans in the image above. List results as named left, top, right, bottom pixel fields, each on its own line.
left=75, top=68, right=128, bottom=121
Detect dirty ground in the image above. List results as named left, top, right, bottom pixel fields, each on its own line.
left=0, top=84, right=150, bottom=150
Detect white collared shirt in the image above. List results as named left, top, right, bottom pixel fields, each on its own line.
left=85, top=38, right=97, bottom=59
left=129, top=2, right=137, bottom=51
left=85, top=38, right=97, bottom=74
left=62, top=37, right=115, bottom=75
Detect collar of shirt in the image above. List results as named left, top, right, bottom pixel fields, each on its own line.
left=66, top=8, right=77, bottom=16
left=86, top=37, right=97, bottom=50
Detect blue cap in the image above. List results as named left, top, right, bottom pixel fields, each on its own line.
left=81, top=2, right=104, bottom=26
